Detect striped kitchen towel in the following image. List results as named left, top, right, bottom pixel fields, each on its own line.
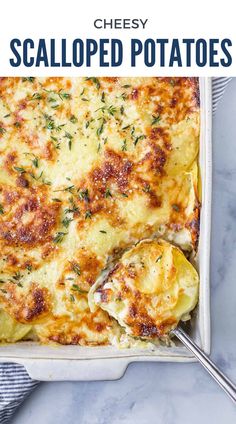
left=0, top=76, right=232, bottom=424
left=0, top=363, right=38, bottom=423
left=212, top=77, right=232, bottom=114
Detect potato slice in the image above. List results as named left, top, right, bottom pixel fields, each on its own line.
left=89, top=239, right=199, bottom=338
left=0, top=309, right=32, bottom=342
left=165, top=113, right=199, bottom=176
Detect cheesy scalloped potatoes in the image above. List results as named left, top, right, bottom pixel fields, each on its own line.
left=89, top=239, right=199, bottom=338
left=0, top=77, right=200, bottom=345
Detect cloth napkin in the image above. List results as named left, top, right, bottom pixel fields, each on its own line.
left=212, top=77, right=232, bottom=113
left=0, top=76, right=232, bottom=424
left=0, top=364, right=38, bottom=423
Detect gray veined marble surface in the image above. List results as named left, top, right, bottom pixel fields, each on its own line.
left=10, top=79, right=236, bottom=424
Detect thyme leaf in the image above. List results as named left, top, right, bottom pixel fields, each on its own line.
left=85, top=77, right=100, bottom=89
left=53, top=232, right=67, bottom=243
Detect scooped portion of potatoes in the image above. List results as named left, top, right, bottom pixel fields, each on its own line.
left=89, top=239, right=199, bottom=338
left=0, top=310, right=32, bottom=343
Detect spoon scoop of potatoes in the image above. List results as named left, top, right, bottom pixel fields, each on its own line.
left=89, top=239, right=236, bottom=403
left=89, top=238, right=199, bottom=339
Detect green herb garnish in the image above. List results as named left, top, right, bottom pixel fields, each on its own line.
left=29, top=170, right=43, bottom=181
left=85, top=210, right=92, bottom=219
left=22, top=77, right=35, bottom=83
left=26, top=264, right=32, bottom=272
left=105, top=188, right=112, bottom=198
left=64, top=132, right=73, bottom=150
left=71, top=284, right=86, bottom=294
left=107, top=105, right=117, bottom=116
left=70, top=115, right=78, bottom=124
left=32, top=157, right=39, bottom=168
left=0, top=127, right=6, bottom=135
left=65, top=197, right=79, bottom=214
left=31, top=93, right=42, bottom=101
left=97, top=119, right=105, bottom=137
left=143, top=184, right=151, bottom=193
left=58, top=90, right=71, bottom=100
left=65, top=185, right=75, bottom=193
left=53, top=232, right=67, bottom=243
left=14, top=166, right=26, bottom=174
left=55, top=123, right=65, bottom=132
left=121, top=139, right=127, bottom=151
left=71, top=263, right=81, bottom=276
left=134, top=135, right=146, bottom=146
left=62, top=216, right=73, bottom=228
left=120, top=92, right=127, bottom=101
left=78, top=188, right=89, bottom=202
left=85, top=77, right=100, bottom=89
left=12, top=271, right=23, bottom=287
left=151, top=115, right=161, bottom=125
left=42, top=179, right=52, bottom=186
left=51, top=136, right=60, bottom=149
left=172, top=204, right=180, bottom=212
left=45, top=115, right=55, bottom=130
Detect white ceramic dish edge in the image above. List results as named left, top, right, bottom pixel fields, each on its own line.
left=0, top=77, right=212, bottom=381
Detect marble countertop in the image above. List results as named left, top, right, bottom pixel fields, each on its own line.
left=10, top=80, right=236, bottom=424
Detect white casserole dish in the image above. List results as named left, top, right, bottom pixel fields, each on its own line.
left=0, top=77, right=212, bottom=381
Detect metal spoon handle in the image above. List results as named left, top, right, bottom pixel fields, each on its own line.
left=172, top=327, right=236, bottom=403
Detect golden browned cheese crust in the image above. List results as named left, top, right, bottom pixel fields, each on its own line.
left=0, top=77, right=200, bottom=345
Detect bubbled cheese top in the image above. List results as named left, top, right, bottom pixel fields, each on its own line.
left=0, top=77, right=200, bottom=345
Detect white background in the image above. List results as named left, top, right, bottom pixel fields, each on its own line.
left=0, top=1, right=235, bottom=76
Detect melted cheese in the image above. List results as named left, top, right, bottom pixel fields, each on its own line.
left=0, top=77, right=200, bottom=345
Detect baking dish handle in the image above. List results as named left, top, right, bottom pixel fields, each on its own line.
left=22, top=358, right=130, bottom=381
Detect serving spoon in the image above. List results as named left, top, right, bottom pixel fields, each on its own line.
left=171, top=326, right=236, bottom=403
left=91, top=239, right=236, bottom=403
